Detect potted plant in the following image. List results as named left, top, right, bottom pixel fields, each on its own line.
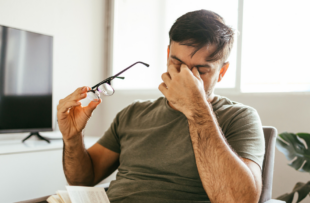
left=276, top=132, right=310, bottom=203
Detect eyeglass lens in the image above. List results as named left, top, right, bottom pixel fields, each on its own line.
left=98, top=83, right=114, bottom=95
left=87, top=83, right=115, bottom=100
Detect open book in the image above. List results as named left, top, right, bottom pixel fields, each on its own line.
left=47, top=186, right=110, bottom=203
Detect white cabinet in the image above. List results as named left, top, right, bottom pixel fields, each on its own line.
left=0, top=133, right=111, bottom=203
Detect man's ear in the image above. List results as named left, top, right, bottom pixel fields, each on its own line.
left=167, top=45, right=170, bottom=60
left=218, top=62, right=229, bottom=82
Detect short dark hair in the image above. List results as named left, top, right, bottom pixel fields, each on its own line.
left=169, top=9, right=234, bottom=63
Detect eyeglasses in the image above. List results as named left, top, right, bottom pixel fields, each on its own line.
left=87, top=61, right=149, bottom=100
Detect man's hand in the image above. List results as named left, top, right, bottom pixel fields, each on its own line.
left=158, top=63, right=208, bottom=120
left=57, top=86, right=102, bottom=143
left=58, top=86, right=104, bottom=186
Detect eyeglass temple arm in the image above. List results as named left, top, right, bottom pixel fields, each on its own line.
left=91, top=77, right=124, bottom=89
left=116, top=76, right=125, bottom=79
left=106, top=77, right=124, bottom=85
left=91, top=61, right=149, bottom=89
left=112, top=61, right=149, bottom=79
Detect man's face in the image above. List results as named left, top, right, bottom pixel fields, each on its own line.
left=167, top=41, right=228, bottom=98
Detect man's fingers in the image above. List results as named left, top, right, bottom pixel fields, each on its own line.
left=158, top=82, right=168, bottom=96
left=66, top=91, right=88, bottom=103
left=180, top=63, right=189, bottom=71
left=59, top=100, right=81, bottom=113
left=58, top=86, right=90, bottom=109
left=72, top=86, right=90, bottom=101
left=67, top=86, right=90, bottom=100
left=66, top=86, right=85, bottom=98
left=80, top=86, right=91, bottom=93
left=161, top=72, right=171, bottom=87
left=167, top=64, right=179, bottom=78
left=179, top=63, right=192, bottom=76
left=83, top=99, right=102, bottom=117
left=76, top=86, right=90, bottom=94
left=192, top=67, right=201, bottom=79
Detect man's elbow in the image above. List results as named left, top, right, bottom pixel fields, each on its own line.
left=245, top=190, right=261, bottom=203
left=234, top=186, right=261, bottom=203
left=65, top=175, right=95, bottom=187
left=67, top=180, right=94, bottom=186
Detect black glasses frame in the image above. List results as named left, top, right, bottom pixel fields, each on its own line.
left=89, top=61, right=149, bottom=94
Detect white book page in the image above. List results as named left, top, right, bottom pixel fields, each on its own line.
left=47, top=195, right=62, bottom=203
left=66, top=186, right=110, bottom=203
left=57, top=190, right=72, bottom=203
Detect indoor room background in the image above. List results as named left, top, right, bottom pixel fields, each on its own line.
left=0, top=0, right=309, bottom=202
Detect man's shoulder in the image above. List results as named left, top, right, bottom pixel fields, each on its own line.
left=212, top=95, right=259, bottom=120
left=129, top=97, right=166, bottom=112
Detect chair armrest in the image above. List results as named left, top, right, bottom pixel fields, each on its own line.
left=264, top=199, right=285, bottom=203
left=15, top=195, right=50, bottom=203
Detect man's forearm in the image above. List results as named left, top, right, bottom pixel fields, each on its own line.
left=63, top=133, right=94, bottom=186
left=188, top=105, right=259, bottom=203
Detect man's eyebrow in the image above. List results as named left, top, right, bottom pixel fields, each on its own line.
left=171, top=55, right=184, bottom=63
left=171, top=55, right=211, bottom=68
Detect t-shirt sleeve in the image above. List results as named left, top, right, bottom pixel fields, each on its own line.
left=224, top=106, right=265, bottom=169
left=97, top=112, right=121, bottom=153
left=97, top=103, right=133, bottom=154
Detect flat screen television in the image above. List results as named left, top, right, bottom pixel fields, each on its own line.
left=0, top=25, right=53, bottom=142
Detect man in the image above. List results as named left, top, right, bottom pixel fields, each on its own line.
left=57, top=10, right=265, bottom=203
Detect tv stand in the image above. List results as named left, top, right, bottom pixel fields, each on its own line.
left=22, top=132, right=50, bottom=143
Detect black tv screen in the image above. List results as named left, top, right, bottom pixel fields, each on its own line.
left=0, top=25, right=53, bottom=133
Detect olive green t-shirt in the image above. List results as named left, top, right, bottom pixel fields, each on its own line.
left=97, top=95, right=265, bottom=203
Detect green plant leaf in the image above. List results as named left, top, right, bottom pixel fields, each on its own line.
left=276, top=132, right=310, bottom=172
left=276, top=193, right=294, bottom=203
left=276, top=181, right=310, bottom=203
left=293, top=182, right=310, bottom=202
left=296, top=133, right=310, bottom=172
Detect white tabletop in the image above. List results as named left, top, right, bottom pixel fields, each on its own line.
left=0, top=131, right=98, bottom=155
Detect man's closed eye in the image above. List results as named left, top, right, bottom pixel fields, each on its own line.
left=197, top=67, right=211, bottom=75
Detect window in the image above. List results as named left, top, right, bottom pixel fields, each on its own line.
left=111, top=0, right=239, bottom=90
left=111, top=0, right=310, bottom=93
left=241, top=0, right=310, bottom=92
